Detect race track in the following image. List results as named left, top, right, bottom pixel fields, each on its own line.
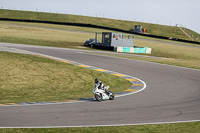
left=0, top=43, right=200, bottom=127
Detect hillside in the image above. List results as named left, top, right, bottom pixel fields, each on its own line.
left=0, top=9, right=200, bottom=41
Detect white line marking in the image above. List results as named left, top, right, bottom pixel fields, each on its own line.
left=0, top=48, right=146, bottom=107
left=0, top=120, right=199, bottom=128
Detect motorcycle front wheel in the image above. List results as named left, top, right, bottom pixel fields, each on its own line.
left=95, top=94, right=103, bottom=102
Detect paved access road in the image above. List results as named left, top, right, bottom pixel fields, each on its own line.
left=0, top=43, right=200, bottom=127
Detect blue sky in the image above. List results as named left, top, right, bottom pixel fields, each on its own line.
left=1, top=0, right=200, bottom=33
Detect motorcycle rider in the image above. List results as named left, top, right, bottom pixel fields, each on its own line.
left=95, top=78, right=110, bottom=95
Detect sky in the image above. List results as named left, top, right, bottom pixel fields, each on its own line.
left=1, top=0, right=200, bottom=33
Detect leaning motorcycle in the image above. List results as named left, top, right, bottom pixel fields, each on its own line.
left=93, top=86, right=114, bottom=102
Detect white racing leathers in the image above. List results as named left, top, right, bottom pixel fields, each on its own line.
left=95, top=81, right=108, bottom=92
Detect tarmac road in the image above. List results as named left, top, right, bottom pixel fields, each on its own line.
left=0, top=43, right=200, bottom=127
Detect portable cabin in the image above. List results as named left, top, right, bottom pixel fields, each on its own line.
left=101, top=32, right=134, bottom=48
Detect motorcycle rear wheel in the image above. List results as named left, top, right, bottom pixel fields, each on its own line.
left=109, top=93, right=115, bottom=100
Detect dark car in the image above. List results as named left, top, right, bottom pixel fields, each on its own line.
left=84, top=39, right=100, bottom=46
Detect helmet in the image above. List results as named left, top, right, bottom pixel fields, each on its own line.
left=95, top=78, right=99, bottom=84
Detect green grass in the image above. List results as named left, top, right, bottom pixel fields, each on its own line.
left=1, top=21, right=199, bottom=69
left=0, top=121, right=200, bottom=133
left=0, top=10, right=200, bottom=132
left=0, top=21, right=110, bottom=49
left=133, top=39, right=200, bottom=69
left=86, top=38, right=200, bottom=69
left=0, top=21, right=95, bottom=49
left=1, top=9, right=200, bottom=41
left=0, top=21, right=112, bottom=33
left=0, top=52, right=131, bottom=104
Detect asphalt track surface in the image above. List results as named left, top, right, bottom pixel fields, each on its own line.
left=0, top=43, right=200, bottom=128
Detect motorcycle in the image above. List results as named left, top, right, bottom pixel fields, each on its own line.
left=93, top=85, right=114, bottom=102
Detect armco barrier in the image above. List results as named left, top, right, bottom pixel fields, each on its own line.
left=146, top=47, right=152, bottom=54
left=134, top=47, right=146, bottom=54
left=116, top=47, right=134, bottom=53
left=123, top=47, right=130, bottom=53
left=116, top=47, right=151, bottom=54
left=116, top=47, right=123, bottom=52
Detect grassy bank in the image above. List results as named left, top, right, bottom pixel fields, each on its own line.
left=0, top=21, right=110, bottom=49
left=0, top=121, right=200, bottom=133
left=1, top=9, right=200, bottom=41
left=97, top=38, right=200, bottom=69
left=1, top=21, right=199, bottom=69
left=134, top=38, right=200, bottom=69
left=0, top=52, right=131, bottom=104
left=0, top=21, right=94, bottom=49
